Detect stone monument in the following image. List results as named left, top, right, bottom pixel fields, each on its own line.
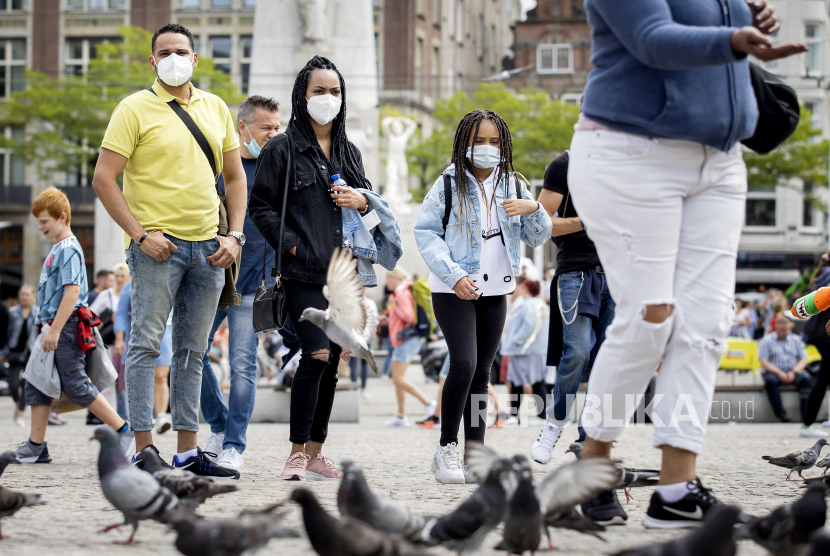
left=381, top=116, right=416, bottom=214
left=251, top=0, right=379, bottom=186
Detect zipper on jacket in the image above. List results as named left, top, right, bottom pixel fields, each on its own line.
left=720, top=0, right=739, bottom=150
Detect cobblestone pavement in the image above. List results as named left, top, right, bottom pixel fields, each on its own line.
left=0, top=364, right=824, bottom=555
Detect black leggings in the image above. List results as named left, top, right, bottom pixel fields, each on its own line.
left=284, top=279, right=342, bottom=445
left=433, top=293, right=507, bottom=446
left=7, top=362, right=26, bottom=412
left=803, top=344, right=830, bottom=427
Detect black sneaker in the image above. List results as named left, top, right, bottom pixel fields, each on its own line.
left=172, top=447, right=240, bottom=479
left=131, top=444, right=170, bottom=470
left=416, top=415, right=440, bottom=429
left=581, top=489, right=628, bottom=526
left=86, top=412, right=104, bottom=426
left=642, top=478, right=720, bottom=529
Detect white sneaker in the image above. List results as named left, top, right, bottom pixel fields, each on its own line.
left=14, top=415, right=24, bottom=428
left=432, top=443, right=465, bottom=484
left=531, top=421, right=564, bottom=464
left=155, top=412, right=172, bottom=434
left=217, top=447, right=244, bottom=471
left=385, top=415, right=410, bottom=427
left=822, top=420, right=830, bottom=428
left=361, top=390, right=370, bottom=399
left=502, top=416, right=520, bottom=427
left=801, top=424, right=828, bottom=438
left=205, top=432, right=225, bottom=461
left=424, top=399, right=438, bottom=419
left=463, top=464, right=482, bottom=484
left=527, top=416, right=547, bottom=427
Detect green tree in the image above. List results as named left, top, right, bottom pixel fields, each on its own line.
left=407, top=83, right=580, bottom=200
left=0, top=25, right=243, bottom=188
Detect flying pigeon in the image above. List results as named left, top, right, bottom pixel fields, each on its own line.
left=419, top=455, right=513, bottom=555
left=0, top=451, right=45, bottom=540
left=736, top=485, right=827, bottom=555
left=0, top=451, right=19, bottom=478
left=763, top=439, right=829, bottom=480
left=291, top=488, right=427, bottom=556
left=337, top=460, right=425, bottom=540
left=140, top=447, right=238, bottom=509
left=298, top=248, right=378, bottom=375
left=92, top=426, right=179, bottom=544
left=168, top=503, right=298, bottom=556
left=816, top=455, right=830, bottom=477
left=565, top=442, right=659, bottom=503
left=612, top=504, right=741, bottom=556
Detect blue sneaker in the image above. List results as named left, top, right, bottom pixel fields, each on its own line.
left=172, top=447, right=240, bottom=479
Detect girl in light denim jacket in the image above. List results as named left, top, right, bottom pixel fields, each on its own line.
left=414, top=109, right=551, bottom=484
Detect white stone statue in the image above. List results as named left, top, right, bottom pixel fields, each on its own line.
left=382, top=116, right=417, bottom=212
left=296, top=0, right=327, bottom=44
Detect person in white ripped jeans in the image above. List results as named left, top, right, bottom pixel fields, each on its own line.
left=571, top=0, right=806, bottom=529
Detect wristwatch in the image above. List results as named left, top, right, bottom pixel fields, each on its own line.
left=229, top=231, right=246, bottom=246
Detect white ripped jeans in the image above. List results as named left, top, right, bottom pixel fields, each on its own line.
left=568, top=129, right=747, bottom=454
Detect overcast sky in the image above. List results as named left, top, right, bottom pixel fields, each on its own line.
left=519, top=0, right=537, bottom=19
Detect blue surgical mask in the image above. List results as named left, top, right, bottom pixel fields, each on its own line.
left=466, top=145, right=501, bottom=169
left=242, top=123, right=261, bottom=158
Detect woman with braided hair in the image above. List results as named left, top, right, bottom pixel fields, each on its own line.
left=250, top=55, right=400, bottom=481
left=414, top=110, right=552, bottom=484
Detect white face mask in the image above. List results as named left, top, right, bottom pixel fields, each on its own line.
left=466, top=145, right=501, bottom=169
left=307, top=94, right=342, bottom=125
left=153, top=53, right=194, bottom=87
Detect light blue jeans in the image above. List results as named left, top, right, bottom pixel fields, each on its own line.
left=125, top=235, right=224, bottom=432
left=200, top=293, right=259, bottom=453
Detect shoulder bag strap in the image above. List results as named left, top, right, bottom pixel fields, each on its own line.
left=441, top=173, right=452, bottom=238
left=148, top=88, right=219, bottom=190
left=274, top=144, right=293, bottom=285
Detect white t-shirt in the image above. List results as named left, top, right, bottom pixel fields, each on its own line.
left=429, top=170, right=515, bottom=297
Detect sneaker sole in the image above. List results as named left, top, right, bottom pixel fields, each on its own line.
left=19, top=455, right=51, bottom=464
left=431, top=461, right=465, bottom=484
left=306, top=471, right=341, bottom=481
left=416, top=423, right=436, bottom=429
left=280, top=474, right=306, bottom=481
left=594, top=516, right=628, bottom=527
left=531, top=447, right=553, bottom=465
left=157, top=422, right=172, bottom=434
left=642, top=514, right=703, bottom=530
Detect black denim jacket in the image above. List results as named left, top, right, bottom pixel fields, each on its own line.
left=249, top=124, right=367, bottom=284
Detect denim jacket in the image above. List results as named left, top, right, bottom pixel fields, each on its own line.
left=355, top=189, right=402, bottom=286
left=501, top=297, right=549, bottom=356
left=343, top=208, right=377, bottom=262
left=414, top=167, right=552, bottom=289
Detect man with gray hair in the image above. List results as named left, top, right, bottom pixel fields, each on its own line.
left=200, top=95, right=280, bottom=471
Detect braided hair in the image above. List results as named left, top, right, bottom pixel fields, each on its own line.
left=288, top=55, right=372, bottom=190
left=450, top=109, right=514, bottom=238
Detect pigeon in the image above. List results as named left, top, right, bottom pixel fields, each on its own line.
left=612, top=504, right=741, bottom=556
left=291, top=488, right=427, bottom=556
left=168, top=503, right=298, bottom=556
left=497, top=454, right=543, bottom=555
left=419, top=455, right=513, bottom=555
left=736, top=485, right=827, bottom=556
left=337, top=460, right=425, bottom=540
left=0, top=451, right=19, bottom=478
left=140, top=446, right=237, bottom=509
left=817, top=455, right=830, bottom=477
left=808, top=529, right=830, bottom=556
left=298, top=248, right=378, bottom=375
left=763, top=439, right=829, bottom=480
left=92, top=426, right=179, bottom=543
left=802, top=475, right=830, bottom=491
left=0, top=451, right=45, bottom=540
left=565, top=442, right=659, bottom=503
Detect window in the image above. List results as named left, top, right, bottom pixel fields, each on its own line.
left=242, top=0, right=255, bottom=6
left=211, top=0, right=230, bottom=7
left=180, top=0, right=200, bottom=8
left=0, top=126, right=25, bottom=186
left=805, top=23, right=821, bottom=77
left=0, top=39, right=25, bottom=98
left=210, top=36, right=231, bottom=75
left=560, top=93, right=581, bottom=105
left=416, top=0, right=425, bottom=17
left=65, top=37, right=117, bottom=76
left=762, top=30, right=780, bottom=73
left=66, top=0, right=123, bottom=9
left=432, top=46, right=440, bottom=98
left=804, top=181, right=817, bottom=228
left=415, top=37, right=424, bottom=93
left=240, top=35, right=252, bottom=93
left=537, top=43, right=573, bottom=74
left=0, top=0, right=26, bottom=10
left=745, top=184, right=777, bottom=228
left=490, top=24, right=496, bottom=69
left=804, top=100, right=822, bottom=130
left=571, top=0, right=585, bottom=19
left=455, top=0, right=464, bottom=44
left=477, top=13, right=485, bottom=60
left=193, top=36, right=201, bottom=53
left=432, top=0, right=441, bottom=25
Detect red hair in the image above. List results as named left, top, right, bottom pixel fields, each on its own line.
left=31, top=187, right=71, bottom=225
left=525, top=280, right=540, bottom=297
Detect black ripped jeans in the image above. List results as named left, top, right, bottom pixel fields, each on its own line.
left=284, top=279, right=341, bottom=445
left=433, top=293, right=507, bottom=447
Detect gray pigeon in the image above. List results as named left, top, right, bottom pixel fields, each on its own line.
left=763, top=439, right=829, bottom=480
left=92, top=426, right=179, bottom=543
left=613, top=505, right=741, bottom=556
left=140, top=447, right=237, bottom=509
left=802, top=475, right=830, bottom=490
left=419, top=456, right=513, bottom=555
left=0, top=451, right=45, bottom=540
left=565, top=442, right=659, bottom=502
left=291, top=488, right=427, bottom=556
left=337, top=460, right=425, bottom=540
left=298, top=248, right=377, bottom=375
left=736, top=485, right=827, bottom=556
left=817, top=455, right=830, bottom=477
left=0, top=451, right=19, bottom=478
left=169, top=503, right=299, bottom=556
left=808, top=529, right=830, bottom=556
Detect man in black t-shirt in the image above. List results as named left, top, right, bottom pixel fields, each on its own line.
left=531, top=152, right=617, bottom=498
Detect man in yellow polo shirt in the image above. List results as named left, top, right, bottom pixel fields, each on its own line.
left=91, top=23, right=246, bottom=479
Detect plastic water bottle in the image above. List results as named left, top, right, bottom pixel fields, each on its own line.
left=334, top=174, right=361, bottom=246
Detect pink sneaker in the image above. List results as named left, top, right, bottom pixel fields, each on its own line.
left=280, top=452, right=309, bottom=481
left=306, top=454, right=343, bottom=481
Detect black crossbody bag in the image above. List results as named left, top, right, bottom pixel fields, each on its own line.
left=742, top=63, right=800, bottom=154
left=252, top=147, right=292, bottom=333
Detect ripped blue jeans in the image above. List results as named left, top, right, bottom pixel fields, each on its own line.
left=125, top=235, right=224, bottom=432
